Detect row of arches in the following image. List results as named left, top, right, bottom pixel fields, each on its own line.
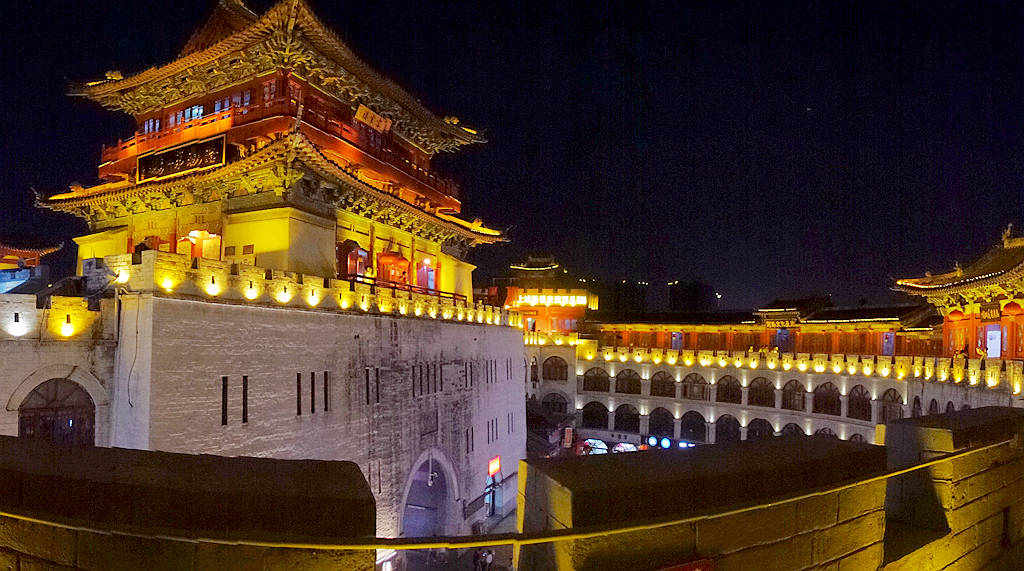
left=577, top=402, right=867, bottom=443
left=579, top=368, right=906, bottom=423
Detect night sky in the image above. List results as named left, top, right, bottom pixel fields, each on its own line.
left=1, top=1, right=1022, bottom=309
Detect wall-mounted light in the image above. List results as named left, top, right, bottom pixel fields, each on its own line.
left=60, top=314, right=74, bottom=337
left=8, top=312, right=27, bottom=337
left=276, top=286, right=292, bottom=304
left=244, top=280, right=258, bottom=300
left=205, top=275, right=220, bottom=296
left=115, top=270, right=130, bottom=284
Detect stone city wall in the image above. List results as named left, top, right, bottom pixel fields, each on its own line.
left=0, top=435, right=375, bottom=570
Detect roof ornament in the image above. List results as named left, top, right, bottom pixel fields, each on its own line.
left=1003, top=223, right=1014, bottom=247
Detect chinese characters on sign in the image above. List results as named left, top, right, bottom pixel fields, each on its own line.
left=354, top=104, right=393, bottom=133
left=138, top=136, right=225, bottom=182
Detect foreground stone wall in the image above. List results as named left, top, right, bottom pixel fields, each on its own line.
left=0, top=436, right=375, bottom=570
left=518, top=407, right=1024, bottom=570
left=883, top=408, right=1024, bottom=569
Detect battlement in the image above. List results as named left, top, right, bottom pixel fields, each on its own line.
left=99, top=250, right=521, bottom=328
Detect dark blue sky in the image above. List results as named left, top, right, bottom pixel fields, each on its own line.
left=1, top=1, right=1022, bottom=309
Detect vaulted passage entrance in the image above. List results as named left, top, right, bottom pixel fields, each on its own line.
left=401, top=457, right=450, bottom=538
left=18, top=379, right=95, bottom=446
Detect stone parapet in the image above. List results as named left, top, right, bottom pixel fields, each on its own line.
left=100, top=250, right=520, bottom=328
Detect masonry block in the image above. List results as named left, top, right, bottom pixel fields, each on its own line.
left=696, top=503, right=798, bottom=557
left=714, top=534, right=813, bottom=571
left=837, top=480, right=886, bottom=522
left=74, top=529, right=196, bottom=571
left=837, top=541, right=882, bottom=571
left=571, top=522, right=696, bottom=571
left=0, top=517, right=75, bottom=566
left=813, top=509, right=884, bottom=564
left=796, top=491, right=839, bottom=532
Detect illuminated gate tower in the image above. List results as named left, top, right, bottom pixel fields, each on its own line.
left=32, top=0, right=526, bottom=545
left=48, top=0, right=501, bottom=288
left=896, top=227, right=1024, bottom=359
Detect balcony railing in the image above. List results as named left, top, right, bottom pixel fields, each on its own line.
left=341, top=273, right=466, bottom=303
left=100, top=99, right=459, bottom=199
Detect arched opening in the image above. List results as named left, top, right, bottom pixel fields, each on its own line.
left=681, top=373, right=709, bottom=401
left=650, top=372, right=676, bottom=398
left=928, top=399, right=939, bottom=415
left=748, top=377, right=774, bottom=408
left=715, top=414, right=741, bottom=443
left=400, top=456, right=451, bottom=538
left=814, top=427, right=838, bottom=439
left=780, top=423, right=805, bottom=438
left=715, top=376, right=741, bottom=404
left=781, top=380, right=805, bottom=411
left=847, top=385, right=871, bottom=421
left=961, top=403, right=971, bottom=411
left=813, top=382, right=841, bottom=416
left=680, top=411, right=707, bottom=443
left=18, top=379, right=95, bottom=446
left=615, top=369, right=641, bottom=394
left=542, top=356, right=568, bottom=382
left=912, top=396, right=922, bottom=418
left=648, top=407, right=674, bottom=437
left=530, top=357, right=538, bottom=383
left=614, top=404, right=640, bottom=433
left=849, top=433, right=866, bottom=443
left=946, top=401, right=956, bottom=414
left=541, top=393, right=568, bottom=415
left=581, top=402, right=609, bottom=429
left=582, top=368, right=609, bottom=392
left=746, top=418, right=774, bottom=440
left=880, top=389, right=903, bottom=423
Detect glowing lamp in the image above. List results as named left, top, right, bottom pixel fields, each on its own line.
left=244, top=281, right=259, bottom=300
left=653, top=356, right=661, bottom=364
left=341, top=299, right=351, bottom=309
left=488, top=456, right=501, bottom=477
left=8, top=313, right=27, bottom=337
left=768, top=362, right=776, bottom=370
left=634, top=354, right=642, bottom=363
left=308, top=291, right=320, bottom=307
left=660, top=438, right=671, bottom=449
left=60, top=314, right=74, bottom=337
left=115, top=270, right=130, bottom=284
left=360, top=301, right=370, bottom=312
left=276, top=288, right=292, bottom=304
left=684, top=358, right=694, bottom=366
left=430, top=309, right=438, bottom=319
left=848, top=365, right=857, bottom=375
left=205, top=276, right=220, bottom=297
left=797, top=363, right=807, bottom=372
left=414, top=306, right=423, bottom=316
left=647, top=436, right=658, bottom=447
left=586, top=354, right=594, bottom=360
left=833, top=365, right=842, bottom=373
left=161, top=277, right=174, bottom=292
left=782, top=363, right=792, bottom=371
left=399, top=305, right=407, bottom=315
left=667, top=356, right=677, bottom=365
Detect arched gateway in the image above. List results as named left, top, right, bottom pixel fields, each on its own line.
left=18, top=379, right=95, bottom=446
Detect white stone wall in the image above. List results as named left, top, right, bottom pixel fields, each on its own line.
left=137, top=296, right=525, bottom=538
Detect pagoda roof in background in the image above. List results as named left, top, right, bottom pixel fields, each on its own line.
left=895, top=230, right=1024, bottom=296
left=0, top=241, right=62, bottom=267
left=71, top=0, right=484, bottom=153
